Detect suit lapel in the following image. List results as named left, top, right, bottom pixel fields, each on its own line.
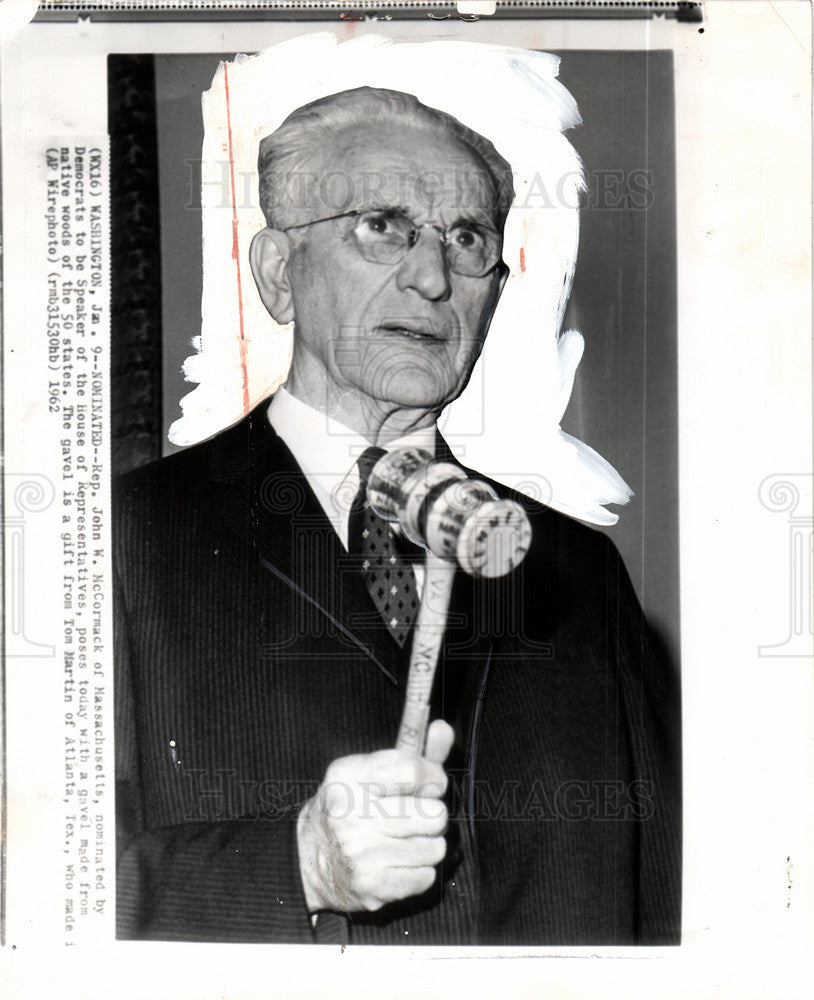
left=206, top=411, right=506, bottom=695
left=209, top=404, right=409, bottom=687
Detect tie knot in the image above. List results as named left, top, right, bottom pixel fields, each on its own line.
left=356, top=446, right=387, bottom=487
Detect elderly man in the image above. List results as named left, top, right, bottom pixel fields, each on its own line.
left=114, top=86, right=680, bottom=945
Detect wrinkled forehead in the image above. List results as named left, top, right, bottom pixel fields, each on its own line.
left=277, top=120, right=502, bottom=228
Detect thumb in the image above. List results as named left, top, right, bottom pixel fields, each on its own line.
left=424, top=719, right=455, bottom=765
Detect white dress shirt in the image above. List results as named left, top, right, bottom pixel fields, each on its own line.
left=267, top=386, right=436, bottom=592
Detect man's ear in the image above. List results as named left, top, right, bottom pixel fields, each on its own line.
left=478, top=261, right=510, bottom=334
left=494, top=261, right=510, bottom=301
left=249, top=228, right=295, bottom=324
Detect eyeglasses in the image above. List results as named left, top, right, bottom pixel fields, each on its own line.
left=283, top=208, right=503, bottom=278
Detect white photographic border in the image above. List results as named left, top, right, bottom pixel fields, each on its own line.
left=1, top=3, right=812, bottom=998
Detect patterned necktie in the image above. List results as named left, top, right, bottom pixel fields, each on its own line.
left=347, top=446, right=419, bottom=648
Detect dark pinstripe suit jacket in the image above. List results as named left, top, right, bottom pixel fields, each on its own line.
left=114, top=403, right=681, bottom=945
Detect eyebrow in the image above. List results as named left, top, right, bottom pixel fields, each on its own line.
left=357, top=206, right=500, bottom=232
left=356, top=203, right=411, bottom=215
left=447, top=215, right=499, bottom=232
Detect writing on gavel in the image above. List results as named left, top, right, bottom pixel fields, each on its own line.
left=367, top=448, right=532, bottom=578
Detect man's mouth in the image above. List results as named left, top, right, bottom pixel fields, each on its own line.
left=376, top=322, right=446, bottom=342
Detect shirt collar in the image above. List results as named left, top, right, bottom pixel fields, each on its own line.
left=267, top=386, right=436, bottom=549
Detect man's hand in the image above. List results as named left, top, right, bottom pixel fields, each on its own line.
left=297, top=719, right=455, bottom=913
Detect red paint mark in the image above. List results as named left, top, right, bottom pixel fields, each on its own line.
left=519, top=247, right=526, bottom=273
left=223, top=61, right=250, bottom=413
left=339, top=12, right=360, bottom=37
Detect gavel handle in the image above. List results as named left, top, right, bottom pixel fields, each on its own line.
left=395, top=551, right=456, bottom=754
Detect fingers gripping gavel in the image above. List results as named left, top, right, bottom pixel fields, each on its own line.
left=297, top=451, right=531, bottom=916
left=297, top=719, right=455, bottom=915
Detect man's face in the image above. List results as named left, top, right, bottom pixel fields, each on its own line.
left=279, top=119, right=505, bottom=423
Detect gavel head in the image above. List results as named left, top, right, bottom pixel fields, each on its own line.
left=367, top=448, right=532, bottom=578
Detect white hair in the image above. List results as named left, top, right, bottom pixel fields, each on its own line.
left=257, top=85, right=516, bottom=230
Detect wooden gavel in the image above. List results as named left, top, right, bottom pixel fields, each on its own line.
left=367, top=448, right=532, bottom=753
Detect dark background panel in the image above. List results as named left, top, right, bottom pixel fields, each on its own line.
left=557, top=50, right=679, bottom=665
left=108, top=54, right=164, bottom=474
left=153, top=54, right=222, bottom=442
left=110, top=50, right=679, bottom=667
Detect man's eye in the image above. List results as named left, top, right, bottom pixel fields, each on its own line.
left=364, top=216, right=389, bottom=235
left=449, top=226, right=483, bottom=250
left=360, top=212, right=402, bottom=238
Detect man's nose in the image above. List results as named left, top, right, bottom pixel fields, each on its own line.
left=395, top=228, right=451, bottom=301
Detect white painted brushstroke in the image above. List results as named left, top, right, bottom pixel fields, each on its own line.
left=169, top=34, right=633, bottom=525
left=0, top=1, right=38, bottom=39
left=457, top=2, right=497, bottom=16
